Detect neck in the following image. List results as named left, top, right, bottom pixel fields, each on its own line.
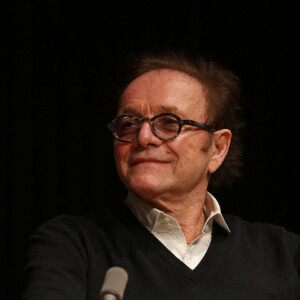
left=139, top=189, right=207, bottom=245
left=167, top=205, right=207, bottom=245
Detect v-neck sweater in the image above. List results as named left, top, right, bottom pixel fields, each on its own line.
left=125, top=191, right=230, bottom=269
left=22, top=205, right=300, bottom=300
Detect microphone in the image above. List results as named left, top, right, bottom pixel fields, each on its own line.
left=100, top=267, right=129, bottom=300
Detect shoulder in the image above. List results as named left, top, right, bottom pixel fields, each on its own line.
left=29, top=205, right=139, bottom=254
left=27, top=212, right=111, bottom=258
left=224, top=214, right=300, bottom=237
left=23, top=209, right=134, bottom=300
left=36, top=205, right=129, bottom=233
left=223, top=214, right=300, bottom=261
left=34, top=210, right=112, bottom=238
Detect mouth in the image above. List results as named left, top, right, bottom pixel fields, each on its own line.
left=130, top=158, right=169, bottom=166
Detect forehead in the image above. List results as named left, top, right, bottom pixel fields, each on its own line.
left=118, top=69, right=207, bottom=119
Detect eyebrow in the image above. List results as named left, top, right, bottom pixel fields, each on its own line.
left=159, top=105, right=183, bottom=115
left=119, top=104, right=186, bottom=118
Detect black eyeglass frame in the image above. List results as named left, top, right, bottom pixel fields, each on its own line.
left=107, top=112, right=216, bottom=142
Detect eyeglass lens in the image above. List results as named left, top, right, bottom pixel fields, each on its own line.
left=114, top=115, right=180, bottom=141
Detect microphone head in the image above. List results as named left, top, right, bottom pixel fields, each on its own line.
left=100, top=267, right=128, bottom=300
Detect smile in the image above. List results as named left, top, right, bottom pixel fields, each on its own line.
left=130, top=158, right=169, bottom=166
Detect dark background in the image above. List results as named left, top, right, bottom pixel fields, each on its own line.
left=2, top=1, right=299, bottom=299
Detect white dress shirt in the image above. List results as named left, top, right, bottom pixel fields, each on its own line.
left=125, top=191, right=230, bottom=270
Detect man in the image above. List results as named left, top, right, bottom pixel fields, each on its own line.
left=22, top=52, right=300, bottom=299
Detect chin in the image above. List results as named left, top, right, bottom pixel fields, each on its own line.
left=127, top=176, right=169, bottom=199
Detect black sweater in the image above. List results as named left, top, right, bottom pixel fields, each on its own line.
left=22, top=205, right=300, bottom=299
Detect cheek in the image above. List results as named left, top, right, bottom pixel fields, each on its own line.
left=179, top=145, right=200, bottom=165
left=172, top=135, right=210, bottom=169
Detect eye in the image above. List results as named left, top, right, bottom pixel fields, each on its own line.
left=164, top=118, right=178, bottom=124
left=154, top=116, right=179, bottom=132
left=116, top=118, right=139, bottom=134
left=120, top=119, right=137, bottom=128
left=158, top=116, right=178, bottom=125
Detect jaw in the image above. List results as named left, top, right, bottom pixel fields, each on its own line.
left=123, top=165, right=209, bottom=210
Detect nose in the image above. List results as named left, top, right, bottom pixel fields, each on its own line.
left=134, top=120, right=163, bottom=148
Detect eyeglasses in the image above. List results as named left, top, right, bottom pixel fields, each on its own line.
left=107, top=112, right=216, bottom=142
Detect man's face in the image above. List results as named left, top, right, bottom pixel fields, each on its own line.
left=114, top=69, right=216, bottom=203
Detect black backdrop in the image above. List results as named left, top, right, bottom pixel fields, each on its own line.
left=2, top=1, right=299, bottom=299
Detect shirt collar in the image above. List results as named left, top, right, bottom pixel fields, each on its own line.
left=125, top=190, right=230, bottom=233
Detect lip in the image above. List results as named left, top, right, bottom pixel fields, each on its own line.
left=130, top=158, right=169, bottom=166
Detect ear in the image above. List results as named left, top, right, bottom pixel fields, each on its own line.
left=208, top=129, right=232, bottom=174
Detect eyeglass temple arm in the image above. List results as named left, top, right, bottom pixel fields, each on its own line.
left=182, top=120, right=216, bottom=132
